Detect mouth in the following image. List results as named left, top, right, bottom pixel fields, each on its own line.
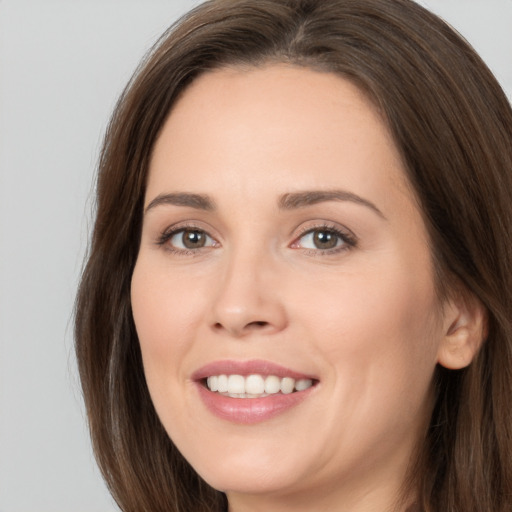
left=203, top=374, right=314, bottom=398
left=192, top=360, right=318, bottom=423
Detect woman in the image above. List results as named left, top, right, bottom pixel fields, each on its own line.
left=75, top=0, right=512, bottom=511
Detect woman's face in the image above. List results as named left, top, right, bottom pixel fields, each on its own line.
left=131, top=65, right=449, bottom=509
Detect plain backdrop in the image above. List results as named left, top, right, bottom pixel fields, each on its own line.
left=0, top=1, right=510, bottom=511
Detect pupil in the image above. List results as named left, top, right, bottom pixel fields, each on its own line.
left=313, top=230, right=337, bottom=249
left=183, top=230, right=205, bottom=249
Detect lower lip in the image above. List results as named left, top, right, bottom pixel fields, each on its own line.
left=196, top=383, right=315, bottom=424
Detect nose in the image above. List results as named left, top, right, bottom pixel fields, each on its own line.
left=209, top=250, right=288, bottom=338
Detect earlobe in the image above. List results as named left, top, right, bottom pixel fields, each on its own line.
left=437, top=293, right=487, bottom=370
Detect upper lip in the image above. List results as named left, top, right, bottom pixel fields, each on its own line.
left=191, top=359, right=317, bottom=381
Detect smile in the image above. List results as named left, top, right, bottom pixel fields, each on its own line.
left=193, top=360, right=318, bottom=423
left=206, top=374, right=314, bottom=398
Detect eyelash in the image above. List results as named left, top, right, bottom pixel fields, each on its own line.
left=156, top=223, right=216, bottom=256
left=293, top=223, right=357, bottom=255
left=155, top=222, right=357, bottom=256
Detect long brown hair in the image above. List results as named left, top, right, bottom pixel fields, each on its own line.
left=75, top=1, right=512, bottom=510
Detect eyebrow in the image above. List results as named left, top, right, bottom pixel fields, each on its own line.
left=144, top=189, right=385, bottom=219
left=278, top=190, right=386, bottom=219
left=145, top=192, right=216, bottom=213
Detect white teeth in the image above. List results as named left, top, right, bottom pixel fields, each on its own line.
left=264, top=375, right=281, bottom=394
left=217, top=374, right=228, bottom=393
left=227, top=374, right=245, bottom=394
left=280, top=377, right=295, bottom=394
left=206, top=376, right=218, bottom=392
left=296, top=378, right=313, bottom=391
left=205, top=374, right=314, bottom=396
left=245, top=374, right=265, bottom=395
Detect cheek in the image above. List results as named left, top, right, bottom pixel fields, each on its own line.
left=130, top=260, right=205, bottom=380
left=300, top=274, right=440, bottom=462
left=295, top=263, right=441, bottom=401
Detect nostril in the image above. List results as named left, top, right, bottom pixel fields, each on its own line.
left=247, top=321, right=269, bottom=329
left=212, top=319, right=270, bottom=335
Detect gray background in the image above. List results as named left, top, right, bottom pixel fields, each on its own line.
left=0, top=1, right=510, bottom=511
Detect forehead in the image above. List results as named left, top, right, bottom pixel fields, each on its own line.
left=147, top=64, right=412, bottom=212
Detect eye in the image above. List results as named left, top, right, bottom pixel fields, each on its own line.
left=162, top=228, right=217, bottom=251
left=293, top=226, right=356, bottom=252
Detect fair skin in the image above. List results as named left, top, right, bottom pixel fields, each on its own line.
left=131, top=65, right=483, bottom=512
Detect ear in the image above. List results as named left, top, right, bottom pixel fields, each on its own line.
left=437, top=292, right=487, bottom=370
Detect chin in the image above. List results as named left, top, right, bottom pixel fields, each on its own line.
left=203, top=466, right=305, bottom=497
left=182, top=441, right=309, bottom=496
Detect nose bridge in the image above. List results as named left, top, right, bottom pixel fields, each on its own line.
left=210, top=237, right=286, bottom=336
